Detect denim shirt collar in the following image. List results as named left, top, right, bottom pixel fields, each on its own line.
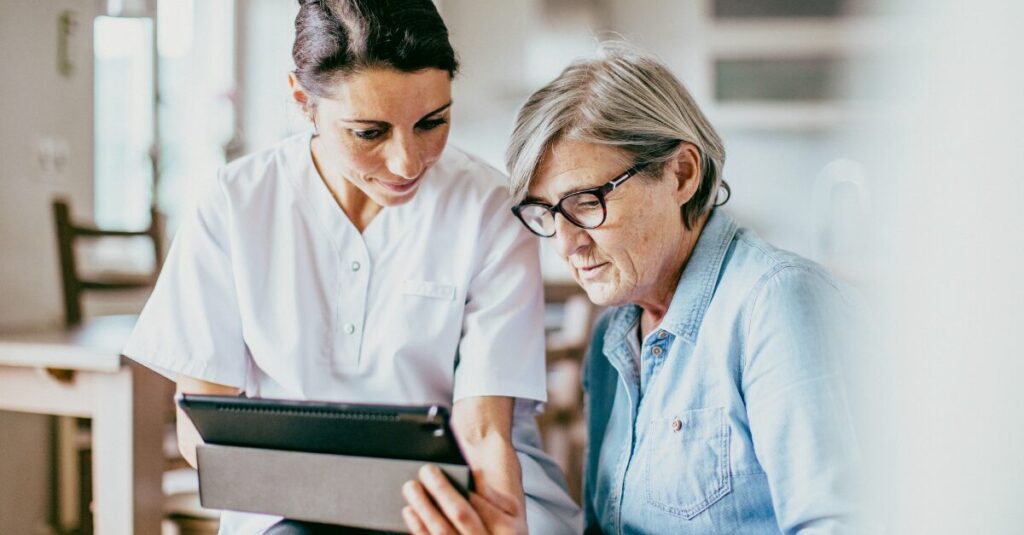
left=604, top=209, right=739, bottom=358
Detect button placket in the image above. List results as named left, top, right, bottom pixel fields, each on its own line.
left=640, top=333, right=671, bottom=395
left=335, top=248, right=370, bottom=372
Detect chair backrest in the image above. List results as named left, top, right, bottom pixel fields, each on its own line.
left=52, top=198, right=164, bottom=326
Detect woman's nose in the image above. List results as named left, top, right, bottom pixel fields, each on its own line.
left=551, top=214, right=591, bottom=259
left=386, top=135, right=424, bottom=180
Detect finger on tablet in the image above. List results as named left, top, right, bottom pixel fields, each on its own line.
left=418, top=464, right=488, bottom=534
left=402, top=505, right=430, bottom=535
left=402, top=479, right=458, bottom=535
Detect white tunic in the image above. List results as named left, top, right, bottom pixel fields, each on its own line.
left=123, top=133, right=581, bottom=533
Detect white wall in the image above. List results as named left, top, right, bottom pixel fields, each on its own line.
left=235, top=0, right=305, bottom=154
left=0, top=1, right=96, bottom=528
left=861, top=1, right=1024, bottom=532
left=0, top=0, right=96, bottom=330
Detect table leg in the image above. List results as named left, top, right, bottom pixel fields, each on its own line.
left=91, top=365, right=167, bottom=534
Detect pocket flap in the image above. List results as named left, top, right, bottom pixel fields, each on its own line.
left=403, top=279, right=456, bottom=301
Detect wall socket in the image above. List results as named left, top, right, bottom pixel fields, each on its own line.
left=34, top=136, right=70, bottom=183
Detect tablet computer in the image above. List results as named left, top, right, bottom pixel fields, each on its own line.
left=177, top=393, right=467, bottom=465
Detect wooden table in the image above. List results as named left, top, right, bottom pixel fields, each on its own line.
left=0, top=315, right=168, bottom=534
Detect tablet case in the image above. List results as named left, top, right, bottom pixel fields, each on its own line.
left=181, top=394, right=473, bottom=530
left=197, top=444, right=472, bottom=532
left=177, top=393, right=467, bottom=465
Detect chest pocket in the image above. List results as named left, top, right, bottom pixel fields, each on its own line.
left=642, top=406, right=732, bottom=519
left=394, top=279, right=458, bottom=349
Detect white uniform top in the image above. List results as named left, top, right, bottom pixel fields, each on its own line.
left=124, top=133, right=580, bottom=533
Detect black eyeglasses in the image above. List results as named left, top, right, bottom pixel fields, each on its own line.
left=512, top=162, right=648, bottom=238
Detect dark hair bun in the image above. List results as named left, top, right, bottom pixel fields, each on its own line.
left=293, top=0, right=459, bottom=98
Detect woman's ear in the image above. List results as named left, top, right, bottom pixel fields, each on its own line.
left=288, top=72, right=313, bottom=117
left=669, top=143, right=703, bottom=206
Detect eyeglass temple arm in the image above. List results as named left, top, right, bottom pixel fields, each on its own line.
left=608, top=162, right=648, bottom=192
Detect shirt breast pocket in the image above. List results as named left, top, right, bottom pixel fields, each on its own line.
left=397, top=279, right=458, bottom=343
left=643, top=406, right=732, bottom=519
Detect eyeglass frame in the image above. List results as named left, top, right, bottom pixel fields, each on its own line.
left=511, top=162, right=649, bottom=238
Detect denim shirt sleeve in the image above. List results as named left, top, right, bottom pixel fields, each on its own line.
left=741, top=265, right=862, bottom=534
left=581, top=309, right=616, bottom=534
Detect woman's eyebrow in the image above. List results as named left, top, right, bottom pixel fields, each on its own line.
left=341, top=118, right=389, bottom=126
left=418, top=101, right=452, bottom=120
left=338, top=101, right=453, bottom=126
left=523, top=180, right=597, bottom=204
left=556, top=176, right=608, bottom=199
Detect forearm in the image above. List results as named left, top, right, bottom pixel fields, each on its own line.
left=452, top=396, right=525, bottom=507
left=175, top=375, right=240, bottom=468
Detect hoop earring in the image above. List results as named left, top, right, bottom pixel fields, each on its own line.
left=714, top=182, right=732, bottom=207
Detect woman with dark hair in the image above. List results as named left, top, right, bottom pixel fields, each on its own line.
left=122, top=1, right=580, bottom=533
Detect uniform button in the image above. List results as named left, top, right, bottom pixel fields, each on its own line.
left=658, top=330, right=668, bottom=339
left=351, top=261, right=361, bottom=272
left=343, top=323, right=355, bottom=334
left=652, top=345, right=663, bottom=356
left=671, top=418, right=682, bottom=432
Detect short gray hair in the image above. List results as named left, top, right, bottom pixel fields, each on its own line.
left=505, top=41, right=728, bottom=229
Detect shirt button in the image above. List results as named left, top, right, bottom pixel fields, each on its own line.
left=343, top=323, right=356, bottom=334
left=671, top=418, right=682, bottom=432
left=651, top=345, right=663, bottom=356
left=657, top=330, right=668, bottom=339
left=351, top=261, right=361, bottom=272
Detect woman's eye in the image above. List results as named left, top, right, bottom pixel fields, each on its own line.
left=416, top=118, right=448, bottom=131
left=352, top=129, right=384, bottom=140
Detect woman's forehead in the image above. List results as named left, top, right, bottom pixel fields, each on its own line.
left=319, top=67, right=451, bottom=122
left=528, top=140, right=630, bottom=199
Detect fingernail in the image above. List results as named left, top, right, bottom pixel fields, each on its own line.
left=420, top=464, right=441, bottom=481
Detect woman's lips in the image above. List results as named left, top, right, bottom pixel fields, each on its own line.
left=377, top=177, right=420, bottom=194
left=579, top=262, right=609, bottom=280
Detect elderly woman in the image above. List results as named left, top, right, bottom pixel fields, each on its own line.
left=403, top=43, right=861, bottom=534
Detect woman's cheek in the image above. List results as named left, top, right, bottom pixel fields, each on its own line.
left=423, top=128, right=450, bottom=162
left=338, top=141, right=383, bottom=176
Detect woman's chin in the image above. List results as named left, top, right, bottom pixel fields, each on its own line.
left=579, top=281, right=622, bottom=307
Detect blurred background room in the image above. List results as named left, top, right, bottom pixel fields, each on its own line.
left=2, top=0, right=1023, bottom=533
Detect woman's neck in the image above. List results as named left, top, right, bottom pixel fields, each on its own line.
left=637, top=213, right=709, bottom=338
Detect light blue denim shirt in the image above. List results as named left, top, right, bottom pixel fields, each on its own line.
left=582, top=209, right=862, bottom=534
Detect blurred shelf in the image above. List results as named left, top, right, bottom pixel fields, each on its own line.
left=708, top=18, right=894, bottom=57
left=710, top=102, right=848, bottom=130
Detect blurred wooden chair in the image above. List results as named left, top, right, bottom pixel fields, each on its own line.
left=52, top=198, right=163, bottom=327
left=538, top=282, right=599, bottom=504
